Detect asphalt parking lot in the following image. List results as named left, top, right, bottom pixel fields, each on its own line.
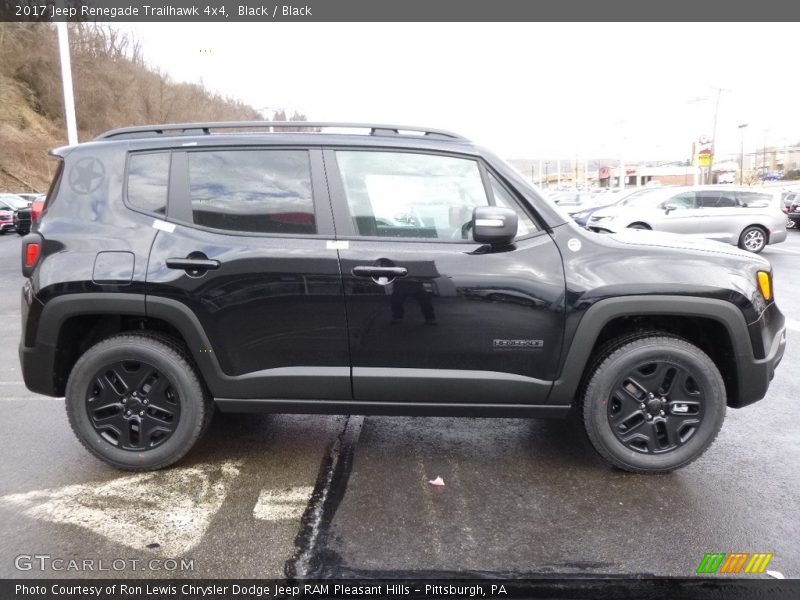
left=0, top=229, right=798, bottom=579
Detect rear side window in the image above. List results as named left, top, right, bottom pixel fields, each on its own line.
left=736, top=191, right=773, bottom=208
left=127, top=153, right=170, bottom=215
left=187, top=150, right=315, bottom=235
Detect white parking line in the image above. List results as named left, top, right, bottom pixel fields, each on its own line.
left=786, top=318, right=800, bottom=332
left=766, top=246, right=800, bottom=256
left=252, top=486, right=314, bottom=521
left=0, top=460, right=242, bottom=555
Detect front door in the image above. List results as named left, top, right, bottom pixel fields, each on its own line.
left=325, top=148, right=566, bottom=405
left=144, top=146, right=351, bottom=399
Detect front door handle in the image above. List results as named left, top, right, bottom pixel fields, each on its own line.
left=352, top=266, right=408, bottom=279
left=166, top=257, right=220, bottom=272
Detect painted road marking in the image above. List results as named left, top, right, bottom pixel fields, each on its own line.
left=0, top=460, right=242, bottom=555
left=252, top=486, right=314, bottom=521
left=786, top=318, right=800, bottom=332
left=766, top=246, right=800, bottom=256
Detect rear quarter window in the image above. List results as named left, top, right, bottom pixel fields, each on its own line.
left=127, top=152, right=170, bottom=215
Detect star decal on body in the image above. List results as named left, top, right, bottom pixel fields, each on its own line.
left=68, top=157, right=105, bottom=194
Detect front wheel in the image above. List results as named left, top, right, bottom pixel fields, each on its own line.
left=65, top=333, right=212, bottom=470
left=582, top=334, right=726, bottom=473
left=738, top=226, right=767, bottom=253
left=627, top=222, right=651, bottom=230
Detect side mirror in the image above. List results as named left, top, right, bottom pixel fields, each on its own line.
left=472, top=206, right=518, bottom=245
left=664, top=204, right=677, bottom=214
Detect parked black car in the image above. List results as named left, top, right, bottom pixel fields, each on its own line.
left=785, top=191, right=800, bottom=229
left=13, top=204, right=32, bottom=235
left=19, top=122, right=786, bottom=473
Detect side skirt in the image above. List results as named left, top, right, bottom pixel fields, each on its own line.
left=214, top=398, right=571, bottom=419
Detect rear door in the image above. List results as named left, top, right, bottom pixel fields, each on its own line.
left=143, top=146, right=351, bottom=399
left=698, top=190, right=740, bottom=243
left=325, top=148, right=566, bottom=406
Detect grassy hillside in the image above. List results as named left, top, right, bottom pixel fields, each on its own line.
left=0, top=23, right=267, bottom=192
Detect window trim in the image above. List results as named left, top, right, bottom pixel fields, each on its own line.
left=324, top=147, right=544, bottom=243
left=123, top=150, right=172, bottom=219
left=162, top=146, right=334, bottom=239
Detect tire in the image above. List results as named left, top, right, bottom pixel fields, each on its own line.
left=627, top=222, right=651, bottom=230
left=16, top=229, right=28, bottom=236
left=738, top=225, right=767, bottom=253
left=581, top=334, right=726, bottom=473
left=65, top=333, right=212, bottom=470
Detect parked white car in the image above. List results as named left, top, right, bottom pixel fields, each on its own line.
left=587, top=186, right=787, bottom=253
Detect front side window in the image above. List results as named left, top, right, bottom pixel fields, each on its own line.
left=336, top=151, right=536, bottom=240
left=188, top=150, right=315, bottom=235
left=336, top=151, right=487, bottom=239
left=664, top=192, right=697, bottom=209
left=127, top=152, right=170, bottom=215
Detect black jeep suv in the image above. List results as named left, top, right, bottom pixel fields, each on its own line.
left=19, top=122, right=786, bottom=473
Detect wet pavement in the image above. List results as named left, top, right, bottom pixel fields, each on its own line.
left=0, top=230, right=798, bottom=579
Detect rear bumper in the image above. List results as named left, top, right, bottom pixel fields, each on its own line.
left=769, top=229, right=787, bottom=244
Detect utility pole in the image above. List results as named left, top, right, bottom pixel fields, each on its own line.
left=708, top=87, right=729, bottom=184
left=738, top=123, right=748, bottom=185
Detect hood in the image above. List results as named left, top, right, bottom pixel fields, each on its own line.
left=608, top=229, right=770, bottom=264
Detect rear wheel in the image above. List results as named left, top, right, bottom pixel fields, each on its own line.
left=65, top=333, right=212, bottom=470
left=738, top=226, right=767, bottom=253
left=582, top=334, right=726, bottom=473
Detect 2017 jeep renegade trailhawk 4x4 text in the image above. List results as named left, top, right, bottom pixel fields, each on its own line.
left=19, top=122, right=786, bottom=473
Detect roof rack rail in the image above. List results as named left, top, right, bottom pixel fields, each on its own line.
left=94, top=121, right=467, bottom=141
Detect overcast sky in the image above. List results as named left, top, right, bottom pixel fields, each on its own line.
left=115, top=22, right=800, bottom=162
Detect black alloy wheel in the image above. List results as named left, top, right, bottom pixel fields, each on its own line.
left=607, top=361, right=703, bottom=454
left=86, top=360, right=181, bottom=450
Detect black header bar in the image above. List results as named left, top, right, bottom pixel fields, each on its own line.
left=2, top=0, right=800, bottom=22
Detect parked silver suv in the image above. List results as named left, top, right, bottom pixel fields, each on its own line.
left=587, top=186, right=787, bottom=252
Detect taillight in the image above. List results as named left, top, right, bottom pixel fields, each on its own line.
left=21, top=234, right=43, bottom=277
left=31, top=199, right=45, bottom=222
left=24, top=242, right=40, bottom=268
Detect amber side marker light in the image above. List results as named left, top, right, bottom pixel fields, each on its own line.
left=757, top=271, right=772, bottom=301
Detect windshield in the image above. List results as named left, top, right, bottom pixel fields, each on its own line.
left=0, top=195, right=29, bottom=210
left=624, top=191, right=674, bottom=208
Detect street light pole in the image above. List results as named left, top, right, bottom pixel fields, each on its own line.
left=738, top=123, right=748, bottom=185
left=56, top=22, right=78, bottom=145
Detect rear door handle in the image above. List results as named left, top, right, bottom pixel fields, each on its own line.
left=166, top=257, right=220, bottom=272
left=352, top=266, right=408, bottom=278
